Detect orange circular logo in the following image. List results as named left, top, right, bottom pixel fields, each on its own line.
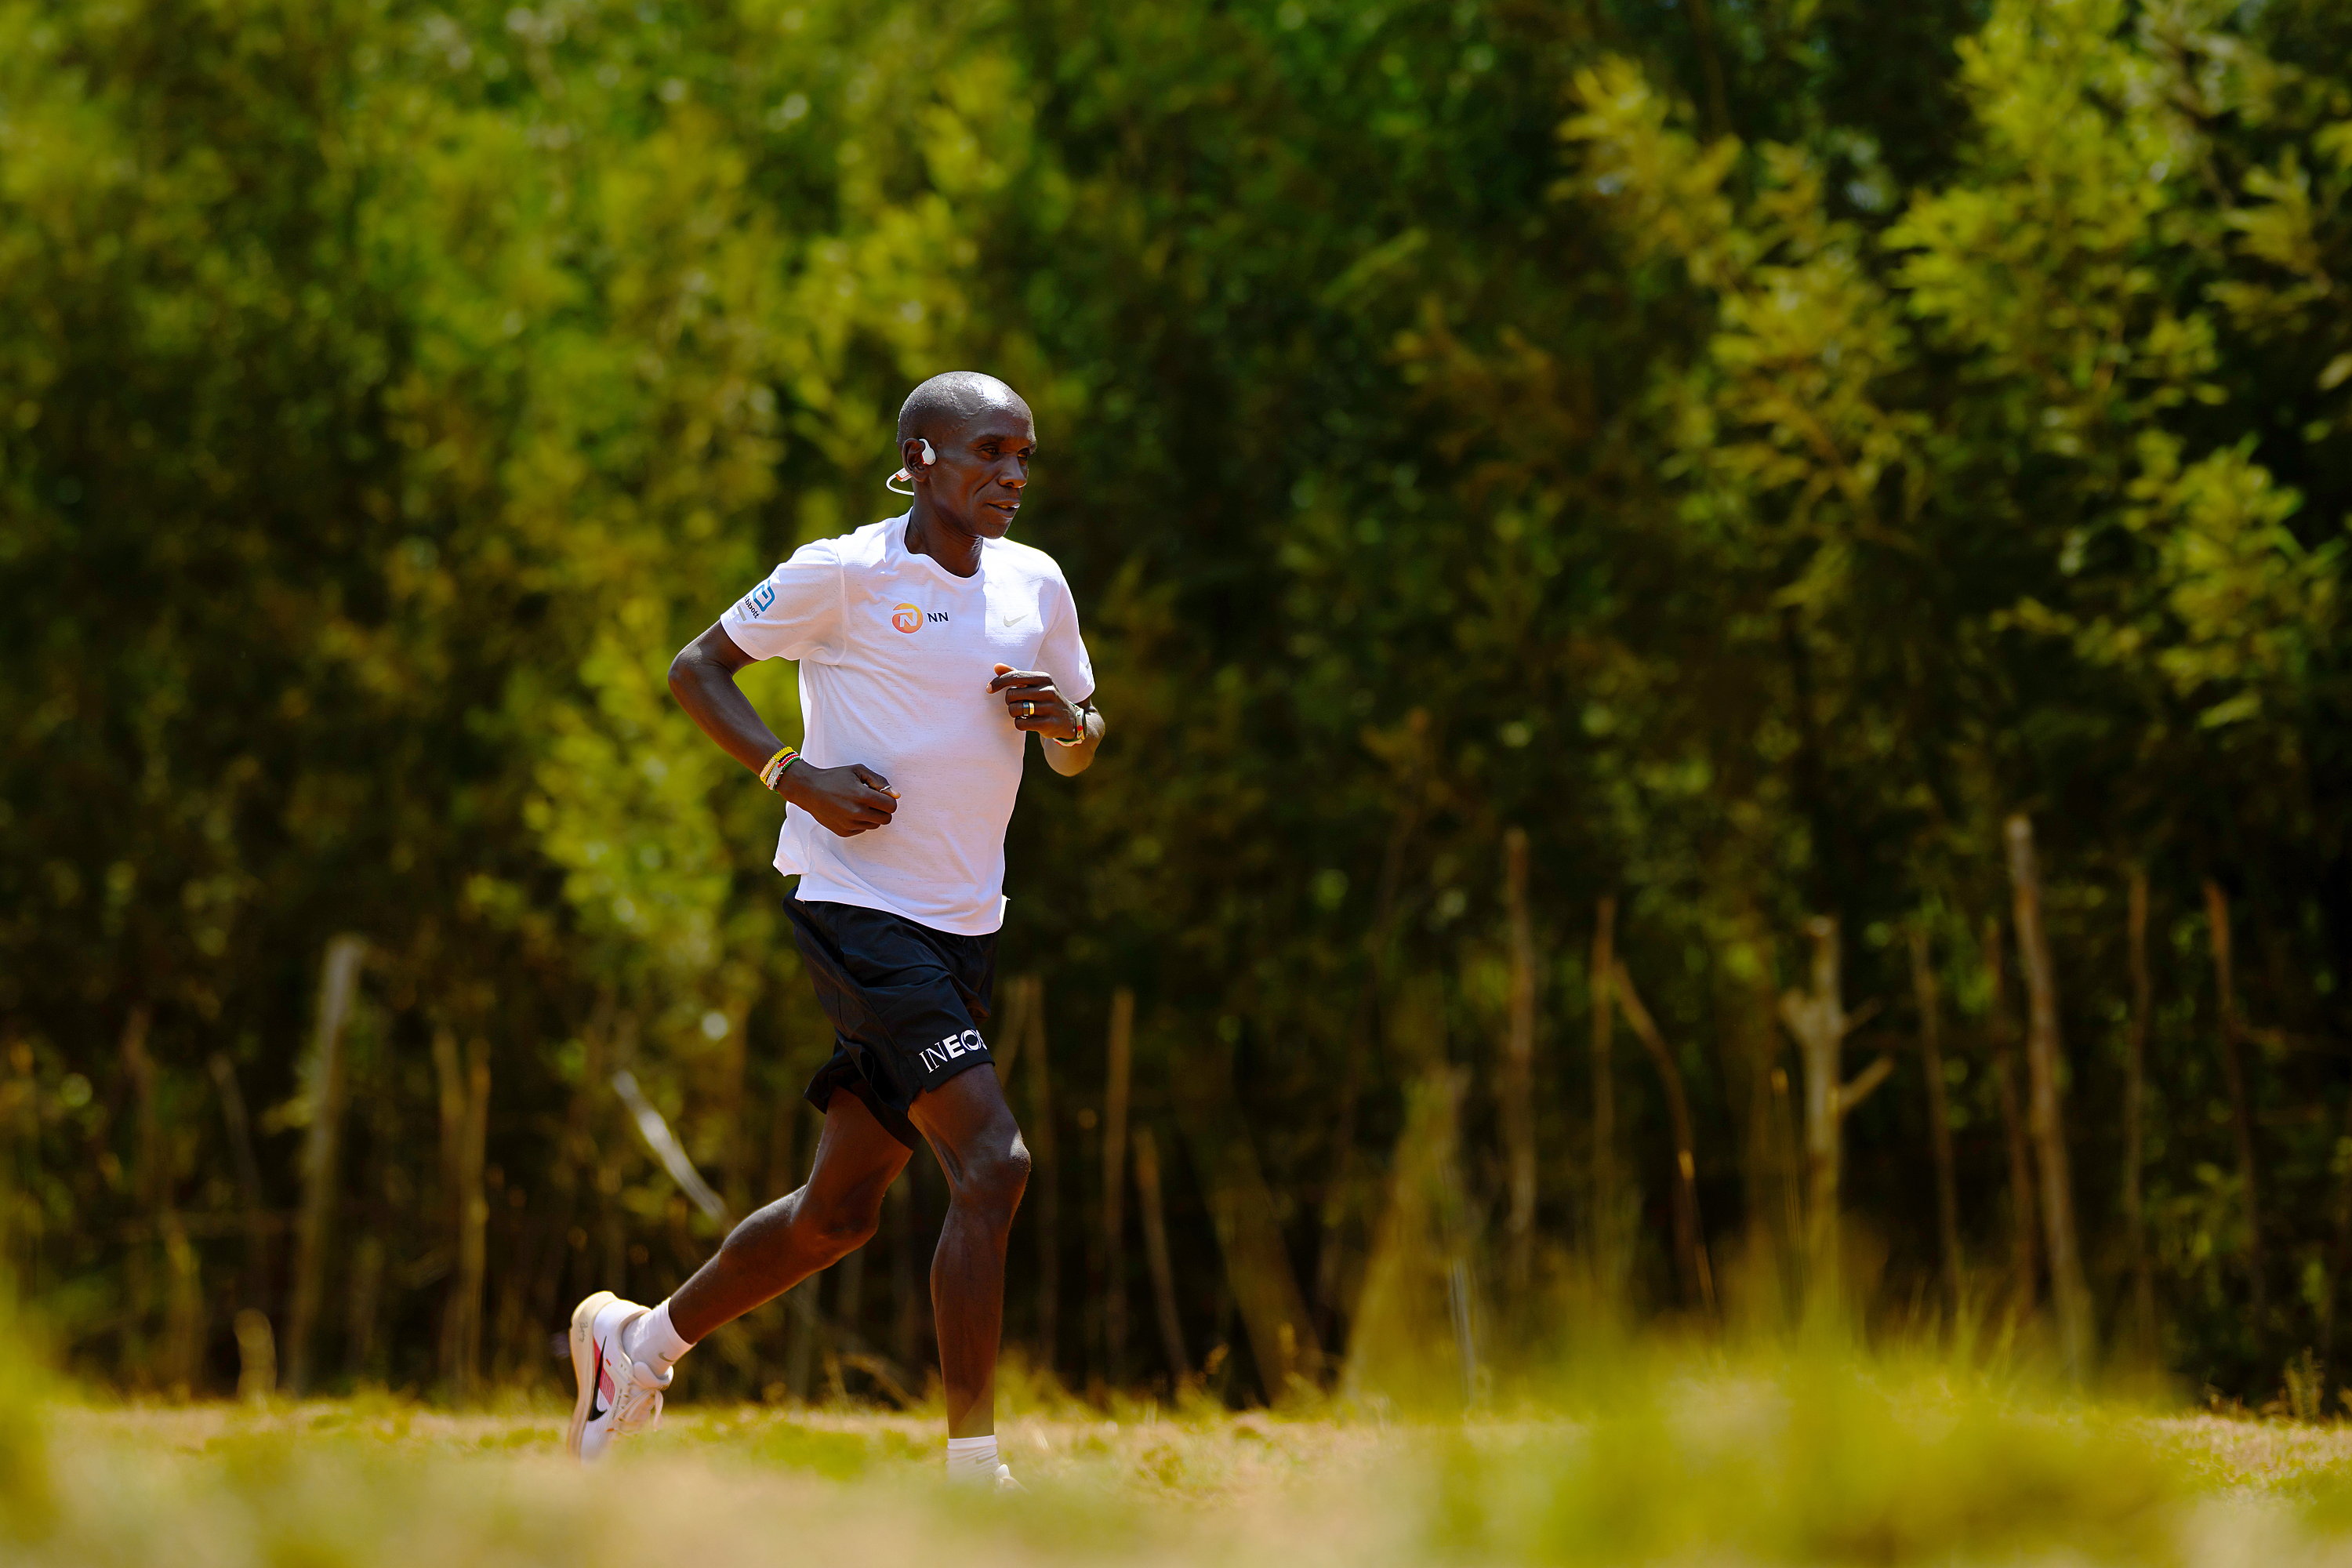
left=891, top=603, right=923, bottom=633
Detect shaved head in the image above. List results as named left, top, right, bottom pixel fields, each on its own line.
left=891, top=372, right=1035, bottom=551
left=897, top=371, right=1030, bottom=445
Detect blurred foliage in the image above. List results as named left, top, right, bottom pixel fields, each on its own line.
left=6, top=0, right=2352, bottom=1409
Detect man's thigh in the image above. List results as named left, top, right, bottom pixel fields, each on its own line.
left=907, top=1063, right=1024, bottom=1192
left=801, top=1091, right=916, bottom=1221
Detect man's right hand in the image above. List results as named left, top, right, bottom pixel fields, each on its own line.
left=784, top=760, right=899, bottom=837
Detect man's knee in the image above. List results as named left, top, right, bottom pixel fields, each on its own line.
left=720, top=1192, right=880, bottom=1268
left=955, top=1132, right=1030, bottom=1218
left=805, top=1196, right=884, bottom=1261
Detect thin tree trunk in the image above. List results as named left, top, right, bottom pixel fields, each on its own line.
left=1316, top=1041, right=1360, bottom=1323
left=1612, top=960, right=1714, bottom=1313
left=786, top=1273, right=822, bottom=1400
left=1592, top=896, right=1618, bottom=1284
left=536, top=997, right=609, bottom=1327
left=120, top=1007, right=158, bottom=1383
left=1722, top=909, right=1787, bottom=1293
left=836, top=1247, right=865, bottom=1352
left=1986, top=914, right=2038, bottom=1316
left=1771, top=1062, right=1804, bottom=1294
left=1024, top=977, right=1060, bottom=1378
left=1191, top=1125, right=1323, bottom=1403
left=765, top=1075, right=800, bottom=1203
left=1180, top=1040, right=1324, bottom=1401
left=2006, top=815, right=2091, bottom=1382
left=435, top=1026, right=463, bottom=1218
left=209, top=1054, right=271, bottom=1312
left=234, top=1307, right=276, bottom=1404
left=436, top=1031, right=492, bottom=1399
left=993, top=971, right=1031, bottom=1087
left=2124, top=869, right=2157, bottom=1361
left=1316, top=717, right=1428, bottom=1326
left=1104, top=987, right=1134, bottom=1387
left=717, top=1007, right=747, bottom=1216
left=1079, top=1062, right=1104, bottom=1390
left=601, top=1019, right=635, bottom=1301
left=1132, top=1126, right=1190, bottom=1384
left=161, top=1214, right=202, bottom=1399
left=1780, top=917, right=1847, bottom=1316
left=612, top=1069, right=727, bottom=1225
left=2324, top=1087, right=2352, bottom=1373
left=458, top=1038, right=492, bottom=1397
left=347, top=1050, right=404, bottom=1380
left=124, top=1010, right=204, bottom=1396
left=0, top=1052, right=18, bottom=1277
left=345, top=1233, right=384, bottom=1380
left=490, top=1181, right=538, bottom=1383
left=1502, top=829, right=1539, bottom=1297
left=288, top=934, right=365, bottom=1395
left=1684, top=0, right=1735, bottom=141
left=2204, top=877, right=2268, bottom=1354
left=1909, top=927, right=1962, bottom=1318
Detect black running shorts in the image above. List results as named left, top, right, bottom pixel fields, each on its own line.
left=785, top=897, right=999, bottom=1150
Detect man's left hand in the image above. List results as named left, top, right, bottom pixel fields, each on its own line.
left=989, top=664, right=1084, bottom=742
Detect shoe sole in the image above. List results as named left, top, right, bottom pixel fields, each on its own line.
left=566, top=1290, right=617, bottom=1463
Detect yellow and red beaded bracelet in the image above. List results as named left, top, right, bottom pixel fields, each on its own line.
left=757, top=746, right=798, bottom=791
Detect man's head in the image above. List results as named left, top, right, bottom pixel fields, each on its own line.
left=897, top=372, right=1035, bottom=540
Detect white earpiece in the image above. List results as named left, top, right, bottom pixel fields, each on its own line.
left=886, top=437, right=938, bottom=497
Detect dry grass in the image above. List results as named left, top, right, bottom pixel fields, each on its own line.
left=2147, top=1414, right=2352, bottom=1494
left=16, top=1356, right=2352, bottom=1566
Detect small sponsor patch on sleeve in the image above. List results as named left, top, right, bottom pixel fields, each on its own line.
left=733, top=579, right=777, bottom=619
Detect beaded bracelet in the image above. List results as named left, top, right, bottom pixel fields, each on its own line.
left=757, top=746, right=799, bottom=790
left=1050, top=712, right=1089, bottom=748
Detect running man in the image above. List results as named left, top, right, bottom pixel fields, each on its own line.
left=567, top=372, right=1101, bottom=1485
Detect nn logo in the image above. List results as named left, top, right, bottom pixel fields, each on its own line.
left=891, top=604, right=950, bottom=633
left=919, top=1029, right=987, bottom=1073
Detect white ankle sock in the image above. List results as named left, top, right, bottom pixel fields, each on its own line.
left=945, top=1434, right=1000, bottom=1482
left=622, top=1300, right=695, bottom=1374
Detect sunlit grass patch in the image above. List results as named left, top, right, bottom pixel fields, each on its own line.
left=16, top=1350, right=2352, bottom=1566
left=2146, top=1413, right=2352, bottom=1497
left=1425, top=1362, right=2183, bottom=1564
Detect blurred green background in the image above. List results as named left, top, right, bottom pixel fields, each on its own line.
left=5, top=0, right=2352, bottom=1412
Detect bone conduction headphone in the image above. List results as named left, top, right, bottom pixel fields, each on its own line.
left=885, top=439, right=936, bottom=496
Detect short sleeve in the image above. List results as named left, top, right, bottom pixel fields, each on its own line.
left=721, top=540, right=845, bottom=663
left=1037, top=572, right=1096, bottom=705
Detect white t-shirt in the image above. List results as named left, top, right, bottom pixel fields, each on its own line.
left=720, top=514, right=1095, bottom=936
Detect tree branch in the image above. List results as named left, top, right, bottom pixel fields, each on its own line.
left=1836, top=1054, right=1895, bottom=1116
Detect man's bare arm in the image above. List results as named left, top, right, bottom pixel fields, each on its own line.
left=667, top=622, right=787, bottom=771
left=1040, top=701, right=1103, bottom=778
left=985, top=664, right=1102, bottom=777
left=667, top=622, right=900, bottom=837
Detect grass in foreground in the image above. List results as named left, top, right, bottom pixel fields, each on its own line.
left=13, top=1352, right=2352, bottom=1566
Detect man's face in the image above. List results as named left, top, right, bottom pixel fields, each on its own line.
left=921, top=404, right=1035, bottom=539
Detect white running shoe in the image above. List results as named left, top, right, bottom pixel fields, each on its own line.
left=566, top=1290, right=671, bottom=1464
left=993, top=1462, right=1025, bottom=1492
